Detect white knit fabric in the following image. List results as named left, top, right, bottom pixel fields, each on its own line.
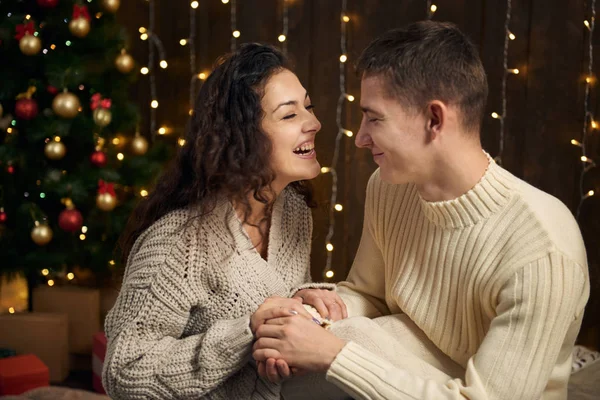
left=327, top=157, right=590, bottom=400
left=103, top=188, right=332, bottom=399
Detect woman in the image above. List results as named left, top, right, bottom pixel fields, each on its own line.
left=102, top=43, right=343, bottom=399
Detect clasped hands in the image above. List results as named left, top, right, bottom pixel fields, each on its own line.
left=249, top=289, right=348, bottom=384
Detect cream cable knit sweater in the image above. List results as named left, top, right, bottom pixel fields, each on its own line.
left=328, top=158, right=590, bottom=400
left=103, top=188, right=331, bottom=399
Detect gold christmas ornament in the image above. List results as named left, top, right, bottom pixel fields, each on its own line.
left=19, top=33, right=42, bottom=56
left=102, top=0, right=120, bottom=13
left=69, top=17, right=90, bottom=38
left=130, top=135, right=149, bottom=155
left=93, top=108, right=112, bottom=127
left=52, top=90, right=80, bottom=119
left=31, top=223, right=53, bottom=246
left=115, top=50, right=134, bottom=74
left=44, top=139, right=67, bottom=160
left=96, top=192, right=117, bottom=211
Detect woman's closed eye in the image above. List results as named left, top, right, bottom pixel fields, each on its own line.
left=283, top=105, right=315, bottom=120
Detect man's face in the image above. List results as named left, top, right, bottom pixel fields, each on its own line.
left=356, top=74, right=429, bottom=184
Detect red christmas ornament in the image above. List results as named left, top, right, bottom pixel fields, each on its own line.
left=15, top=22, right=35, bottom=40
left=47, top=85, right=59, bottom=95
left=58, top=208, right=83, bottom=232
left=7, top=165, right=15, bottom=174
left=15, top=98, right=38, bottom=120
left=0, top=208, right=7, bottom=223
left=72, top=4, right=91, bottom=21
left=90, top=150, right=107, bottom=167
left=37, top=0, right=59, bottom=8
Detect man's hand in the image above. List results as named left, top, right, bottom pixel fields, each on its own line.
left=253, top=314, right=347, bottom=373
left=293, top=289, right=348, bottom=322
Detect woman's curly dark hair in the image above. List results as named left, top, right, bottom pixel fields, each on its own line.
left=118, top=43, right=315, bottom=264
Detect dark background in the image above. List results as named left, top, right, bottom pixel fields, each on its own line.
left=118, top=0, right=600, bottom=348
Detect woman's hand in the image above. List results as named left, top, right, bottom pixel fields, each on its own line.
left=257, top=359, right=307, bottom=384
left=250, top=296, right=313, bottom=334
left=253, top=314, right=347, bottom=373
left=293, top=289, right=348, bottom=322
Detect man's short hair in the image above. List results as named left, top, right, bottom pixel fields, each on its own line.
left=357, top=21, right=489, bottom=133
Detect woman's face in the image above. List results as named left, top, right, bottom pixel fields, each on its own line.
left=261, top=69, right=321, bottom=192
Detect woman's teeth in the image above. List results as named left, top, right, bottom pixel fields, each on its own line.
left=293, top=143, right=314, bottom=154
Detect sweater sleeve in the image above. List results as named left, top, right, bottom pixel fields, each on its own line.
left=326, top=253, right=589, bottom=400
left=336, top=170, right=390, bottom=318
left=102, top=221, right=255, bottom=399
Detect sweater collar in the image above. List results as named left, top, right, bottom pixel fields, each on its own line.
left=223, top=188, right=288, bottom=260
left=419, top=153, right=516, bottom=229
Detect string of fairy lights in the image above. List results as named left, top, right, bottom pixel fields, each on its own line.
left=230, top=0, right=239, bottom=51
left=322, top=0, right=355, bottom=279
left=278, top=0, right=289, bottom=55
left=490, top=0, right=518, bottom=165
left=575, top=0, right=597, bottom=219
left=139, top=0, right=168, bottom=140
left=426, top=1, right=437, bottom=19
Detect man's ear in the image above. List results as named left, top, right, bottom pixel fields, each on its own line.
left=425, top=100, right=446, bottom=141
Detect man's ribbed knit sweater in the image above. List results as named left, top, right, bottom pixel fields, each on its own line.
left=327, top=157, right=590, bottom=400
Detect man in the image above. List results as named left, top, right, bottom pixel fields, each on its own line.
left=253, top=20, right=589, bottom=399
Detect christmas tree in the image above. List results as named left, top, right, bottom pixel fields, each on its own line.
left=0, top=0, right=171, bottom=297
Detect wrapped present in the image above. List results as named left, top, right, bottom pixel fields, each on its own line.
left=0, top=312, right=69, bottom=382
left=0, top=354, right=49, bottom=395
left=92, top=332, right=107, bottom=394
left=0, top=275, right=28, bottom=314
left=33, top=286, right=100, bottom=355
